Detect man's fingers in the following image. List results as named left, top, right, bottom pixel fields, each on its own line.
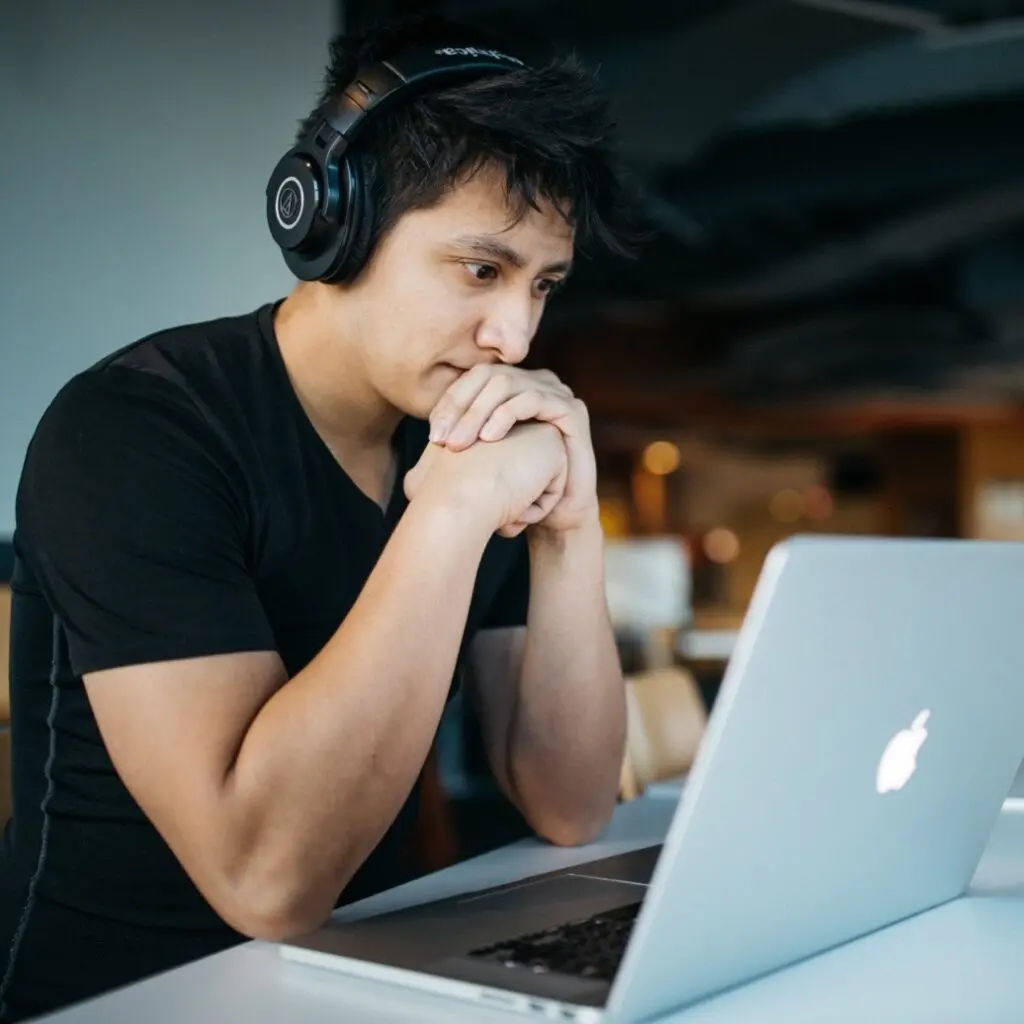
left=519, top=503, right=553, bottom=525
left=475, top=391, right=546, bottom=445
left=431, top=367, right=575, bottom=444
left=500, top=500, right=552, bottom=535
left=477, top=391, right=540, bottom=443
left=453, top=391, right=574, bottom=451
left=429, top=365, right=492, bottom=442
left=497, top=454, right=568, bottom=536
left=443, top=375, right=517, bottom=449
left=526, top=461, right=568, bottom=520
left=482, top=391, right=577, bottom=442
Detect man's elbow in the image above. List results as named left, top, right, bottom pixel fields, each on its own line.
left=215, top=882, right=331, bottom=940
left=207, top=859, right=349, bottom=941
left=510, top=768, right=619, bottom=848
left=532, top=806, right=614, bottom=848
left=229, top=900, right=326, bottom=942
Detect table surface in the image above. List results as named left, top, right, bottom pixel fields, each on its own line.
left=37, top=791, right=1024, bottom=1024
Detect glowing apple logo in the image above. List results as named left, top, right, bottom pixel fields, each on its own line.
left=876, top=710, right=930, bottom=795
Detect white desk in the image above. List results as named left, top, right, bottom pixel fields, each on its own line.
left=37, top=797, right=1024, bottom=1024
left=643, top=761, right=1024, bottom=803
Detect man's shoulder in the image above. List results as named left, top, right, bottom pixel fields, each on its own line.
left=38, top=302, right=280, bottom=441
left=90, top=301, right=277, bottom=389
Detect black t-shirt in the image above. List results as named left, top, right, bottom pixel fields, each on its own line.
left=0, top=301, right=529, bottom=1021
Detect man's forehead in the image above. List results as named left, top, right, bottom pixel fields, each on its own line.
left=435, top=174, right=574, bottom=250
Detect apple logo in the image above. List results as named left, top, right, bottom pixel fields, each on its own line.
left=876, top=710, right=930, bottom=795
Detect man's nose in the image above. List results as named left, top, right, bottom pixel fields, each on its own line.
left=476, top=297, right=536, bottom=365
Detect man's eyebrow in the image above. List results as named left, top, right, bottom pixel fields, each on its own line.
left=452, top=235, right=573, bottom=275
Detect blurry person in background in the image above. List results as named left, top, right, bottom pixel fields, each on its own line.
left=0, top=15, right=636, bottom=1021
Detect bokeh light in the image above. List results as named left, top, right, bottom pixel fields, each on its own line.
left=703, top=527, right=741, bottom=564
left=641, top=440, right=682, bottom=476
left=804, top=484, right=834, bottom=520
left=769, top=489, right=804, bottom=523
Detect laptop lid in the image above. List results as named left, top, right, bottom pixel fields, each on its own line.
left=607, top=535, right=1024, bottom=1023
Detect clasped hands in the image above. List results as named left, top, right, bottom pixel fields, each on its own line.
left=404, top=365, right=598, bottom=539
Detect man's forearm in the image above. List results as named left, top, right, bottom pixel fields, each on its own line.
left=225, top=494, right=493, bottom=935
left=509, top=517, right=626, bottom=845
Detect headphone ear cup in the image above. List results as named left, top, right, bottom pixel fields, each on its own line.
left=319, top=154, right=375, bottom=285
left=266, top=152, right=324, bottom=256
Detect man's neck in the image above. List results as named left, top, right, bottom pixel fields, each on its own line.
left=273, top=285, right=404, bottom=510
left=273, top=285, right=401, bottom=455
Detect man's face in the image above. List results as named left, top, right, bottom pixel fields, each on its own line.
left=343, top=167, right=575, bottom=420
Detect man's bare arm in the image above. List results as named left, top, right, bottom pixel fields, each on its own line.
left=469, top=519, right=626, bottom=847
left=85, top=420, right=566, bottom=941
left=87, top=492, right=493, bottom=941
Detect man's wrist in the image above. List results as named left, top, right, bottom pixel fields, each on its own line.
left=410, top=483, right=498, bottom=550
left=527, top=509, right=605, bottom=564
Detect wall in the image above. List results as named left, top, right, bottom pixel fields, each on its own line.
left=0, top=0, right=337, bottom=536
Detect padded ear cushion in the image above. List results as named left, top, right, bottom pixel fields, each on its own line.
left=323, top=153, right=376, bottom=285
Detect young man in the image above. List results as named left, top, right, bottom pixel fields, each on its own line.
left=0, top=17, right=632, bottom=1021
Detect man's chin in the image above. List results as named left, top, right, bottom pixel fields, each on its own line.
left=399, top=393, right=439, bottom=424
left=414, top=369, right=462, bottom=417
left=391, top=367, right=462, bottom=423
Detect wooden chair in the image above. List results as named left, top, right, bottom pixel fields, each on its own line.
left=619, top=665, right=708, bottom=801
left=411, top=742, right=459, bottom=873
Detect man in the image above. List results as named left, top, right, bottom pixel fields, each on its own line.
left=0, top=16, right=633, bottom=1021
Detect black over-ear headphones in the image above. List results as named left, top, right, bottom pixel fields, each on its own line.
left=266, top=43, right=528, bottom=285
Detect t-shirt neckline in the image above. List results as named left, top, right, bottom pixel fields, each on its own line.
left=256, top=300, right=410, bottom=523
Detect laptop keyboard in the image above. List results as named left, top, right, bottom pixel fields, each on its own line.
left=468, top=901, right=642, bottom=982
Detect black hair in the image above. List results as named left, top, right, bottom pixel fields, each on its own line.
left=296, top=16, right=639, bottom=274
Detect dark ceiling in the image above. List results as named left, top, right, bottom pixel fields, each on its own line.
left=347, top=0, right=1024, bottom=408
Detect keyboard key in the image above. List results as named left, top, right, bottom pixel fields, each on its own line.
left=468, top=901, right=642, bottom=982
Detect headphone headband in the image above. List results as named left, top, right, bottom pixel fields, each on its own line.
left=324, top=46, right=524, bottom=145
left=266, top=41, right=529, bottom=284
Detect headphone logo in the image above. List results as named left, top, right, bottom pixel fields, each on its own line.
left=275, top=176, right=304, bottom=231
left=433, top=46, right=524, bottom=66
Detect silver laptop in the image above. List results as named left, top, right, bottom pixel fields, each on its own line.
left=281, top=535, right=1024, bottom=1023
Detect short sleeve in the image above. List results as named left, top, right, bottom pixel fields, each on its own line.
left=15, top=369, right=277, bottom=676
left=476, top=536, right=531, bottom=630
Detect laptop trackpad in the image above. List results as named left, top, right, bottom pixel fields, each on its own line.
left=457, top=873, right=646, bottom=924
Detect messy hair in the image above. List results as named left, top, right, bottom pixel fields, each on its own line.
left=297, top=16, right=637, bottom=276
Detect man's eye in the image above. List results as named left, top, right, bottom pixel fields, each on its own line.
left=537, top=278, right=566, bottom=297
left=465, top=262, right=498, bottom=282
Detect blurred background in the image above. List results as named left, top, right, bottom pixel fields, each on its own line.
left=3, top=0, right=1024, bottom=860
